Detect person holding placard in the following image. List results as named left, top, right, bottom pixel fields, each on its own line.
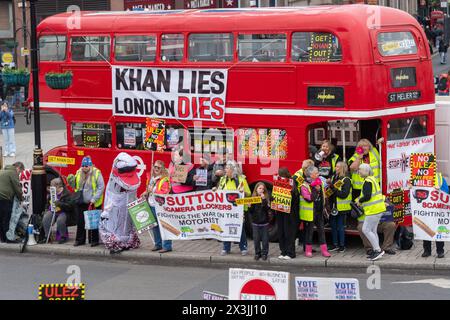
left=168, top=147, right=195, bottom=194
left=328, top=162, right=352, bottom=253
left=142, top=160, right=172, bottom=253
left=193, top=155, right=214, bottom=191
left=249, top=182, right=271, bottom=261
left=217, top=160, right=251, bottom=256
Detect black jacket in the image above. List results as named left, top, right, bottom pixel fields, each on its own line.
left=47, top=188, right=78, bottom=226
left=249, top=199, right=271, bottom=225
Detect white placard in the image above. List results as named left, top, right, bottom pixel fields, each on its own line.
left=229, top=268, right=290, bottom=300
left=386, top=135, right=434, bottom=193
left=113, top=66, right=228, bottom=122
left=295, top=277, right=360, bottom=300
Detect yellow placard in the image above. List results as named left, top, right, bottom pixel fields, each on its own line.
left=235, top=197, right=263, bottom=206
left=1, top=53, right=13, bottom=64
left=48, top=156, right=75, bottom=165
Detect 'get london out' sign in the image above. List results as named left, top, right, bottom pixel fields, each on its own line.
left=112, top=66, right=228, bottom=122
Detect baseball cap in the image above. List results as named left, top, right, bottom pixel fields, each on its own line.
left=81, top=156, right=93, bottom=167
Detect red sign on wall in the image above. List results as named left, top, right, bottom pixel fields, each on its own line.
left=124, top=0, right=175, bottom=10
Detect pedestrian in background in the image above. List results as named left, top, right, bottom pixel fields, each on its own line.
left=249, top=182, right=271, bottom=261
left=0, top=162, right=24, bottom=243
left=69, top=156, right=105, bottom=247
left=439, top=38, right=449, bottom=64
left=0, top=101, right=16, bottom=157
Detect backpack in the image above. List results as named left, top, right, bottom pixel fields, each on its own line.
left=438, top=75, right=448, bottom=91
left=396, top=226, right=414, bottom=250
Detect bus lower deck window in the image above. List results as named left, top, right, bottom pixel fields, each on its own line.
left=115, top=35, right=156, bottom=62
left=39, top=35, right=67, bottom=61
left=72, top=123, right=112, bottom=148
left=237, top=128, right=288, bottom=159
left=387, top=116, right=427, bottom=140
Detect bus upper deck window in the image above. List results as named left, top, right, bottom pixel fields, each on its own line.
left=39, top=35, right=67, bottom=61
left=238, top=34, right=286, bottom=62
left=72, top=123, right=112, bottom=149
left=292, top=32, right=342, bottom=62
left=115, top=35, right=156, bottom=62
left=71, top=36, right=110, bottom=61
left=161, top=34, right=184, bottom=62
left=377, top=32, right=417, bottom=56
left=188, top=33, right=233, bottom=62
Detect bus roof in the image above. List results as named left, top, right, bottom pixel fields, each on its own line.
left=38, top=5, right=419, bottom=34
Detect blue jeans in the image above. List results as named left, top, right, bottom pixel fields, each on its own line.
left=223, top=228, right=247, bottom=252
left=2, top=128, right=16, bottom=155
left=150, top=206, right=172, bottom=250
left=330, top=213, right=346, bottom=247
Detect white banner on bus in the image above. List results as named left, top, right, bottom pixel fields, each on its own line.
left=112, top=66, right=228, bottom=122
left=411, top=187, right=450, bottom=242
left=153, top=190, right=243, bottom=241
left=386, top=135, right=434, bottom=193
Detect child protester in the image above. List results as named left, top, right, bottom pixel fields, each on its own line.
left=249, top=182, right=271, bottom=261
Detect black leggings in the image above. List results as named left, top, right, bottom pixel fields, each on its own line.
left=304, top=211, right=326, bottom=245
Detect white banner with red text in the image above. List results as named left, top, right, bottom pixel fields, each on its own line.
left=410, top=187, right=450, bottom=241
left=386, top=135, right=434, bottom=193
left=112, top=66, right=227, bottom=122
left=153, top=190, right=243, bottom=241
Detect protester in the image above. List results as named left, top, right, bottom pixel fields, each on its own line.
left=42, top=178, right=77, bottom=244
left=356, top=163, right=386, bottom=261
left=437, top=72, right=450, bottom=96
left=314, top=139, right=340, bottom=185
left=99, top=152, right=141, bottom=254
left=168, top=147, right=195, bottom=193
left=143, top=160, right=172, bottom=253
left=293, top=159, right=315, bottom=191
left=69, top=156, right=104, bottom=247
left=328, top=161, right=352, bottom=252
left=217, top=160, right=251, bottom=256
left=422, top=171, right=447, bottom=258
left=275, top=167, right=299, bottom=260
left=193, top=154, right=214, bottom=191
left=0, top=101, right=16, bottom=157
left=357, top=210, right=397, bottom=256
left=348, top=138, right=381, bottom=200
left=0, top=162, right=24, bottom=243
left=249, top=182, right=271, bottom=261
left=300, top=165, right=330, bottom=258
left=211, top=148, right=226, bottom=188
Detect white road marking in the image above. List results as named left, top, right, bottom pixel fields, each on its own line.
left=393, top=278, right=450, bottom=289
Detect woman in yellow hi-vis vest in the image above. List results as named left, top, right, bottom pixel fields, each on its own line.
left=356, top=163, right=386, bottom=261
left=349, top=139, right=381, bottom=200
left=70, top=156, right=105, bottom=247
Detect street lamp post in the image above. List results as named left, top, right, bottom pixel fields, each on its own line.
left=29, top=0, right=47, bottom=217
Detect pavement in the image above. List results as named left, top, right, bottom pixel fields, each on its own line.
left=1, top=129, right=450, bottom=272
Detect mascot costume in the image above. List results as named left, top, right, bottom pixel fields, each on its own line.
left=100, top=152, right=141, bottom=254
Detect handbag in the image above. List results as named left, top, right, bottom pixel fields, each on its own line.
left=83, top=204, right=101, bottom=230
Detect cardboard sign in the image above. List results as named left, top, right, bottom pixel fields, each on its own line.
left=145, top=118, right=166, bottom=150
left=235, top=197, right=262, bottom=206
left=410, top=153, right=436, bottom=187
left=229, top=268, right=290, bottom=300
left=123, top=128, right=136, bottom=147
left=38, top=284, right=85, bottom=300
left=154, top=190, right=244, bottom=241
left=113, top=66, right=228, bottom=122
left=127, top=197, right=158, bottom=233
left=271, top=175, right=293, bottom=213
left=388, top=189, right=405, bottom=224
left=295, top=277, right=360, bottom=300
left=410, top=187, right=450, bottom=241
left=172, top=164, right=189, bottom=183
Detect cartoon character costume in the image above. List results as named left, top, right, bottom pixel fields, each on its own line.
left=99, top=152, right=141, bottom=253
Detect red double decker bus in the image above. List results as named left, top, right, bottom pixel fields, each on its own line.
left=33, top=5, right=435, bottom=236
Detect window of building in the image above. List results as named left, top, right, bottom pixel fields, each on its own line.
left=116, top=122, right=185, bottom=151
left=378, top=31, right=417, bottom=56
left=237, top=128, right=288, bottom=160
left=39, top=35, right=67, bottom=61
left=114, top=35, right=156, bottom=62
left=387, top=116, right=427, bottom=140
left=238, top=34, right=286, bottom=62
left=161, top=34, right=184, bottom=62
left=71, top=36, right=110, bottom=61
left=292, top=32, right=342, bottom=62
left=72, top=123, right=112, bottom=148
left=188, top=33, right=234, bottom=62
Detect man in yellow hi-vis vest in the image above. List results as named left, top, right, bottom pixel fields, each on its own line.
left=69, top=156, right=105, bottom=247
left=356, top=163, right=386, bottom=261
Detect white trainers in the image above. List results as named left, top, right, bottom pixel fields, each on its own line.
left=278, top=255, right=285, bottom=259
left=220, top=250, right=228, bottom=256
left=283, top=256, right=292, bottom=260
left=241, top=250, right=248, bottom=256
